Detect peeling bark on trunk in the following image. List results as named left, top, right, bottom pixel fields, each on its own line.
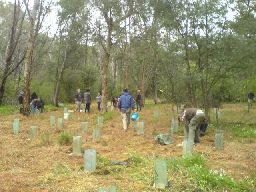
left=23, top=0, right=40, bottom=116
left=53, top=49, right=67, bottom=107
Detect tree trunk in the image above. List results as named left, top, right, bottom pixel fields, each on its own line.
left=0, top=77, right=8, bottom=104
left=101, top=51, right=110, bottom=112
left=185, top=45, right=197, bottom=107
left=53, top=49, right=67, bottom=107
left=112, top=60, right=117, bottom=90
left=101, top=16, right=113, bottom=112
left=0, top=0, right=20, bottom=105
left=141, top=62, right=145, bottom=107
left=23, top=0, right=40, bottom=116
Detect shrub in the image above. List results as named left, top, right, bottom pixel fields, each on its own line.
left=58, top=132, right=73, bottom=145
left=41, top=132, right=51, bottom=146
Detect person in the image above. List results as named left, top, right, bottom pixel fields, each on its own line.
left=84, top=89, right=91, bottom=113
left=30, top=92, right=38, bottom=113
left=118, top=88, right=134, bottom=131
left=135, top=90, right=142, bottom=111
left=30, top=92, right=38, bottom=101
left=75, top=89, right=83, bottom=112
left=179, top=108, right=208, bottom=144
left=18, top=90, right=24, bottom=114
left=37, top=97, right=44, bottom=112
left=111, top=97, right=117, bottom=107
left=30, top=97, right=44, bottom=113
left=96, top=92, right=102, bottom=111
left=248, top=92, right=255, bottom=108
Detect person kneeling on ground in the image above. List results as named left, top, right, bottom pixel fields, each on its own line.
left=179, top=108, right=208, bottom=144
left=118, top=88, right=134, bottom=131
left=30, top=97, right=44, bottom=113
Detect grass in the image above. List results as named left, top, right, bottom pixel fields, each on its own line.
left=168, top=154, right=256, bottom=191
left=44, top=104, right=59, bottom=112
left=58, top=132, right=73, bottom=145
left=229, top=124, right=256, bottom=139
left=1, top=102, right=256, bottom=191
left=0, top=105, right=17, bottom=115
left=95, top=153, right=256, bottom=191
left=102, top=111, right=115, bottom=122
left=40, top=132, right=52, bottom=146
left=0, top=104, right=60, bottom=116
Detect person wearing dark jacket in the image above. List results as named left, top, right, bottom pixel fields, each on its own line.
left=118, top=89, right=134, bottom=131
left=30, top=92, right=38, bottom=113
left=248, top=92, right=255, bottom=109
left=84, top=89, right=91, bottom=113
left=135, top=90, right=142, bottom=111
left=179, top=108, right=208, bottom=143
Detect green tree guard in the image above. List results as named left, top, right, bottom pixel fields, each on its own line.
left=136, top=121, right=144, bottom=135
left=72, top=136, right=82, bottom=155
left=153, top=111, right=160, bottom=118
left=134, top=120, right=138, bottom=131
left=215, top=130, right=224, bottom=150
left=97, top=116, right=104, bottom=127
left=93, top=127, right=101, bottom=142
left=182, top=137, right=191, bottom=157
left=168, top=125, right=174, bottom=143
left=109, top=186, right=117, bottom=192
left=12, top=119, right=20, bottom=134
left=30, top=126, right=37, bottom=138
left=84, top=149, right=96, bottom=172
left=171, top=118, right=179, bottom=133
left=58, top=118, right=64, bottom=129
left=64, top=112, right=69, bottom=120
left=50, top=115, right=55, bottom=127
left=98, top=189, right=107, bottom=192
left=81, top=122, right=88, bottom=133
left=63, top=107, right=69, bottom=120
left=98, top=186, right=116, bottom=192
left=154, top=159, right=168, bottom=189
left=187, top=124, right=195, bottom=155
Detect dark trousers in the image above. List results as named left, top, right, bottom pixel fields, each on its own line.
left=85, top=103, right=91, bottom=113
left=136, top=101, right=141, bottom=111
left=97, top=102, right=101, bottom=111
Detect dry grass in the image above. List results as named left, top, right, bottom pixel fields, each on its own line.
left=0, top=103, right=255, bottom=191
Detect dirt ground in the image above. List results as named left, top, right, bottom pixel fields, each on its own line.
left=0, top=104, right=255, bottom=191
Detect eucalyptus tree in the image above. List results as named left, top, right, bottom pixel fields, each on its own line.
left=91, top=0, right=134, bottom=111
left=0, top=0, right=26, bottom=105
left=22, top=0, right=41, bottom=115
left=154, top=0, right=231, bottom=118
left=53, top=0, right=90, bottom=106
left=230, top=0, right=256, bottom=94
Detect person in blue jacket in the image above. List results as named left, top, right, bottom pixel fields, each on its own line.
left=118, top=88, right=134, bottom=131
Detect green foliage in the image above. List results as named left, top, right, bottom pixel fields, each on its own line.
left=228, top=124, right=256, bottom=139
left=168, top=155, right=255, bottom=191
left=44, top=105, right=58, bottom=112
left=102, top=111, right=115, bottom=122
left=182, top=154, right=206, bottom=168
left=54, top=163, right=72, bottom=176
left=58, top=132, right=73, bottom=145
left=97, top=155, right=112, bottom=167
left=31, top=81, right=54, bottom=104
left=40, top=132, right=51, bottom=146
left=127, top=153, right=146, bottom=167
left=0, top=105, right=16, bottom=115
